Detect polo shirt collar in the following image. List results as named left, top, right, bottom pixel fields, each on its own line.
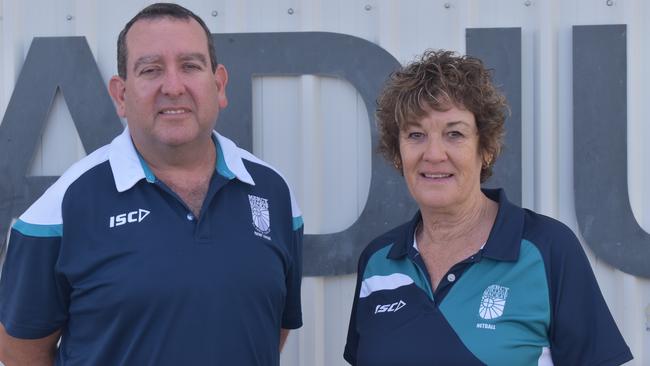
left=387, top=188, right=523, bottom=262
left=108, top=127, right=256, bottom=193
left=480, top=189, right=523, bottom=261
left=387, top=211, right=421, bottom=259
left=213, top=131, right=255, bottom=185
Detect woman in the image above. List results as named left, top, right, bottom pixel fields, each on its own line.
left=344, top=50, right=632, bottom=366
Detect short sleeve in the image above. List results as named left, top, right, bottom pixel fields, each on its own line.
left=281, top=223, right=303, bottom=329
left=545, top=225, right=632, bottom=365
left=343, top=251, right=367, bottom=365
left=0, top=228, right=69, bottom=339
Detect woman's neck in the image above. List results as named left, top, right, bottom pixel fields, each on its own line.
left=417, top=193, right=498, bottom=250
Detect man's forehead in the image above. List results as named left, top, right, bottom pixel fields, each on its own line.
left=125, top=16, right=208, bottom=54
left=129, top=15, right=199, bottom=30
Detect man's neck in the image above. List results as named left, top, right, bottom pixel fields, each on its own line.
left=136, top=137, right=217, bottom=218
left=138, top=136, right=216, bottom=173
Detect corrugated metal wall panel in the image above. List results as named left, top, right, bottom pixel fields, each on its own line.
left=0, top=1, right=648, bottom=365
left=0, top=0, right=5, bottom=117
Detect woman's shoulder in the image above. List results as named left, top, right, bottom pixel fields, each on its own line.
left=358, top=219, right=414, bottom=265
left=522, top=209, right=577, bottom=240
left=520, top=208, right=587, bottom=261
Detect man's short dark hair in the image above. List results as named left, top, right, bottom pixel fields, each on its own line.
left=117, top=2, right=217, bottom=79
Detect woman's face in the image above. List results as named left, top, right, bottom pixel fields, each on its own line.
left=398, top=104, right=485, bottom=213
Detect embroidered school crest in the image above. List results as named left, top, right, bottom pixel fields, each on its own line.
left=248, top=194, right=271, bottom=235
left=478, top=284, right=510, bottom=320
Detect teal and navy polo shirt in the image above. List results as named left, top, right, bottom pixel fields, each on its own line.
left=344, top=189, right=632, bottom=366
left=0, top=127, right=303, bottom=366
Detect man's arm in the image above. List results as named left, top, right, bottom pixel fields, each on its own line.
left=0, top=323, right=60, bottom=366
left=279, top=328, right=290, bottom=351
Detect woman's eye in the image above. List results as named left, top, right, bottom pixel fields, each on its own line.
left=407, top=132, right=424, bottom=139
left=448, top=131, right=464, bottom=139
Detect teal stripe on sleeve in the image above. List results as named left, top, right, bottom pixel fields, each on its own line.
left=292, top=216, right=304, bottom=231
left=13, top=219, right=62, bottom=237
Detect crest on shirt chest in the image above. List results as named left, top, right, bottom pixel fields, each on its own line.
left=248, top=194, right=271, bottom=240
left=476, top=284, right=510, bottom=330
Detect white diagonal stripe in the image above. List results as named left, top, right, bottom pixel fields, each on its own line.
left=360, top=273, right=414, bottom=298
left=537, top=347, right=554, bottom=366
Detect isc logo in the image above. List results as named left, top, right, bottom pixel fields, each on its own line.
left=374, top=300, right=406, bottom=314
left=109, top=209, right=150, bottom=228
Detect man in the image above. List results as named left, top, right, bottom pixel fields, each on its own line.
left=0, top=3, right=303, bottom=365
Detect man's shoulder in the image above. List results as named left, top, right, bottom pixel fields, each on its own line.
left=214, top=132, right=302, bottom=225
left=214, top=132, right=292, bottom=189
left=239, top=151, right=302, bottom=221
left=19, top=145, right=112, bottom=226
left=239, top=150, right=290, bottom=186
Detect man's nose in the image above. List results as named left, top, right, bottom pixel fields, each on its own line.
left=160, top=70, right=186, bottom=96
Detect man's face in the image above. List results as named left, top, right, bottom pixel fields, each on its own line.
left=109, top=17, right=227, bottom=152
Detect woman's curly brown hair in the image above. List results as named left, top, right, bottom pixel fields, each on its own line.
left=377, top=49, right=508, bottom=182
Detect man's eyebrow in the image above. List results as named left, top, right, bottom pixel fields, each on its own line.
left=131, top=53, right=209, bottom=73
left=179, top=53, right=208, bottom=66
left=132, top=55, right=161, bottom=72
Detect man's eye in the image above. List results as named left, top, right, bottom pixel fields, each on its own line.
left=140, top=68, right=159, bottom=75
left=183, top=63, right=202, bottom=71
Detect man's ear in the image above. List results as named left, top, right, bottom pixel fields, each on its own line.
left=108, top=76, right=127, bottom=118
left=215, top=64, right=228, bottom=109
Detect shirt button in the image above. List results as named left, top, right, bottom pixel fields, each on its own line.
left=186, top=212, right=195, bottom=221
left=447, top=273, right=456, bottom=282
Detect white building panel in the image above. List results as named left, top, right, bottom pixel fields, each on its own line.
left=0, top=0, right=648, bottom=365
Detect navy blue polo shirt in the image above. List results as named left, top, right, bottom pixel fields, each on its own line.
left=344, top=189, right=632, bottom=366
left=0, top=128, right=303, bottom=366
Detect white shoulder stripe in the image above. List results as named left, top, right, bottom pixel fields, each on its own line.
left=360, top=273, right=414, bottom=298
left=20, top=145, right=110, bottom=226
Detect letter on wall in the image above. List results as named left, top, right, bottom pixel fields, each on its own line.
left=214, top=32, right=415, bottom=275
left=0, top=37, right=122, bottom=263
left=573, top=24, right=650, bottom=278
left=467, top=27, right=523, bottom=206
